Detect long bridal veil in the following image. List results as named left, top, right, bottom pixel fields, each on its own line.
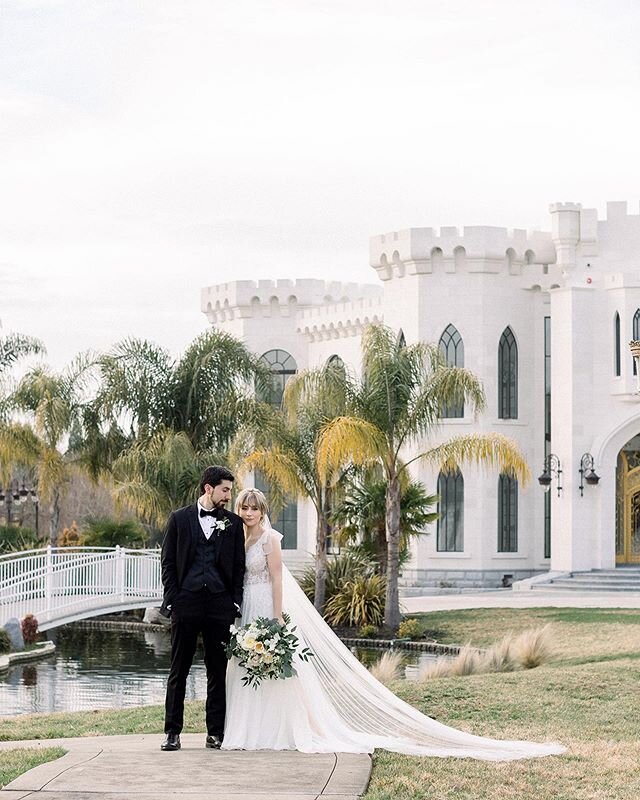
left=278, top=552, right=564, bottom=761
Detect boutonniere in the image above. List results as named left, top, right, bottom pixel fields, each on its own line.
left=213, top=518, right=231, bottom=535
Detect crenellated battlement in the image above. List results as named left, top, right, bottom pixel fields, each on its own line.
left=201, top=279, right=383, bottom=324
left=297, top=296, right=384, bottom=341
left=369, top=225, right=556, bottom=280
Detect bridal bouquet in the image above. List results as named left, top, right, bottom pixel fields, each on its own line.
left=225, top=613, right=314, bottom=689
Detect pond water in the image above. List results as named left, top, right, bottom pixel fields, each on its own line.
left=0, top=626, right=441, bottom=718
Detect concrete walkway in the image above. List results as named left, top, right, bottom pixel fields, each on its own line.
left=0, top=734, right=372, bottom=800
left=401, top=586, right=640, bottom=613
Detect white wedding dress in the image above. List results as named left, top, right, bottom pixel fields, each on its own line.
left=222, top=527, right=565, bottom=760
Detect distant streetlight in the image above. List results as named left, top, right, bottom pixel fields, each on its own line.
left=0, top=479, right=39, bottom=533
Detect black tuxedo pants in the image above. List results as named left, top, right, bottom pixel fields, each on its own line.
left=164, top=588, right=236, bottom=736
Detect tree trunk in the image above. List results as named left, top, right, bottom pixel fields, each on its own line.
left=376, top=523, right=387, bottom=574
left=384, top=472, right=401, bottom=630
left=314, top=507, right=328, bottom=611
left=49, top=490, right=61, bottom=546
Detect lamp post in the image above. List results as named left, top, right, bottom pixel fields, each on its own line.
left=578, top=453, right=600, bottom=497
left=538, top=454, right=563, bottom=497
left=0, top=479, right=39, bottom=533
left=630, top=340, right=640, bottom=392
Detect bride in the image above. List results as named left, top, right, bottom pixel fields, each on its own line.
left=222, top=488, right=564, bottom=760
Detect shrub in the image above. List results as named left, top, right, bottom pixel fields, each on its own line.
left=0, top=629, right=10, bottom=654
left=357, top=624, right=379, bottom=639
left=0, top=525, right=42, bottom=555
left=58, top=521, right=83, bottom=547
left=21, top=614, right=39, bottom=645
left=299, top=551, right=376, bottom=604
left=324, top=573, right=386, bottom=627
left=397, top=618, right=423, bottom=640
left=81, top=517, right=148, bottom=548
left=369, top=650, right=403, bottom=683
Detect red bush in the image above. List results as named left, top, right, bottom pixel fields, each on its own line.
left=21, top=614, right=39, bottom=645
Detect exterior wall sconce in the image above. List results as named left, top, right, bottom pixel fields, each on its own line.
left=578, top=453, right=600, bottom=497
left=538, top=454, right=562, bottom=496
left=630, top=340, right=640, bottom=392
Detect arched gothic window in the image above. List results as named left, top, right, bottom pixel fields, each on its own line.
left=497, top=474, right=518, bottom=552
left=614, top=313, right=621, bottom=377
left=259, top=349, right=297, bottom=407
left=257, top=349, right=298, bottom=548
left=439, top=324, right=464, bottom=418
left=498, top=327, right=518, bottom=419
left=437, top=470, right=464, bottom=552
left=633, top=310, right=640, bottom=375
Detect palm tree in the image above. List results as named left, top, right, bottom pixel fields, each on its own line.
left=110, top=427, right=224, bottom=528
left=10, top=354, right=95, bottom=544
left=317, top=324, right=530, bottom=629
left=236, top=359, right=350, bottom=610
left=81, top=331, right=269, bottom=529
left=331, top=471, right=438, bottom=574
left=0, top=331, right=44, bottom=424
left=81, top=330, right=268, bottom=478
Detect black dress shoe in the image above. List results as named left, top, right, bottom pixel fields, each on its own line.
left=161, top=733, right=181, bottom=751
left=205, top=734, right=223, bottom=749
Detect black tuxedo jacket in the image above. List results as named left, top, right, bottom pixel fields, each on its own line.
left=159, top=503, right=245, bottom=617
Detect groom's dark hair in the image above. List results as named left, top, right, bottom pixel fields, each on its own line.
left=200, top=465, right=235, bottom=493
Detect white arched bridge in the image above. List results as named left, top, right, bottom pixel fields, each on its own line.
left=0, top=547, right=163, bottom=632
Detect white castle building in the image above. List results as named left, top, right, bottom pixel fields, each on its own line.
left=201, top=200, right=640, bottom=588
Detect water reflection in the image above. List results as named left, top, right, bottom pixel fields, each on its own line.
left=0, top=626, right=440, bottom=718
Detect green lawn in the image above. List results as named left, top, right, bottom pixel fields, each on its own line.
left=0, top=747, right=66, bottom=790
left=1, top=608, right=639, bottom=799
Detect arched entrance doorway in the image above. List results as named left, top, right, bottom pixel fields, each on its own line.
left=616, top=434, right=640, bottom=564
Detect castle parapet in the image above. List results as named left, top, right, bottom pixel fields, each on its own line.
left=369, top=225, right=556, bottom=280
left=201, top=279, right=382, bottom=324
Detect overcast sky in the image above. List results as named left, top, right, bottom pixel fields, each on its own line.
left=2, top=0, right=640, bottom=368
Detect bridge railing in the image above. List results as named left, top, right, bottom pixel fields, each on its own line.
left=0, top=546, right=162, bottom=627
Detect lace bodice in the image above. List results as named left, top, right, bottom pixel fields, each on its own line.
left=244, top=529, right=283, bottom=586
left=244, top=534, right=271, bottom=585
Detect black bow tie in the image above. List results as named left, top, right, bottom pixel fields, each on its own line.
left=199, top=508, right=219, bottom=518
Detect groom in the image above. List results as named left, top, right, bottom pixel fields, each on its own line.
left=160, top=465, right=245, bottom=751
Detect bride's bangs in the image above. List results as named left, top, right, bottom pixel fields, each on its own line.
left=235, top=488, right=269, bottom=517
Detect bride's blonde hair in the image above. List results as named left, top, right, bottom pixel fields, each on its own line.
left=234, top=488, right=269, bottom=539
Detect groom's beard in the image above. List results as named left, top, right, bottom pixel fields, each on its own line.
left=214, top=499, right=228, bottom=509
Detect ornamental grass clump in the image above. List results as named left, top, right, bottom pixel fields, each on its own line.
left=511, top=624, right=553, bottom=669
left=0, top=629, right=10, bottom=654
left=369, top=650, right=403, bottom=683
left=418, top=625, right=554, bottom=681
left=324, top=573, right=386, bottom=628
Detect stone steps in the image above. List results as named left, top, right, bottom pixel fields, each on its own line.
left=535, top=568, right=640, bottom=592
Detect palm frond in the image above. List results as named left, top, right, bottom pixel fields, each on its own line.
left=316, top=416, right=386, bottom=483
left=418, top=433, right=531, bottom=484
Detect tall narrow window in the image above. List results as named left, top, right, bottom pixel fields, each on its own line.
left=633, top=310, right=640, bottom=375
left=498, top=327, right=518, bottom=419
left=437, top=470, right=464, bottom=552
left=614, top=312, right=621, bottom=377
left=438, top=324, right=464, bottom=418
left=397, top=329, right=406, bottom=348
left=257, top=349, right=298, bottom=548
left=544, top=316, right=551, bottom=559
left=498, top=474, right=518, bottom=552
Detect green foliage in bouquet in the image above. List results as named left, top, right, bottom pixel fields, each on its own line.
left=224, top=613, right=313, bottom=689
